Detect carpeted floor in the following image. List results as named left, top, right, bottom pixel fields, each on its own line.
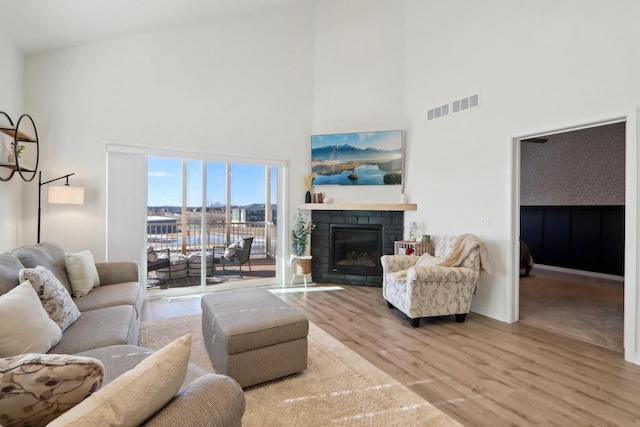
left=139, top=314, right=460, bottom=427
left=519, top=268, right=624, bottom=352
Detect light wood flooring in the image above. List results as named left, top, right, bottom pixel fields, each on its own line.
left=141, top=285, right=640, bottom=426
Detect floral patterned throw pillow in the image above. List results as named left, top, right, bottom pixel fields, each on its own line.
left=20, top=266, right=81, bottom=331
left=0, top=353, right=104, bottom=427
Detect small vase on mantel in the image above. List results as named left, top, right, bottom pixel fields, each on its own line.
left=305, top=191, right=312, bottom=203
left=401, top=194, right=408, bottom=204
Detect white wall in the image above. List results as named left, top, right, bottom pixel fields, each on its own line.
left=0, top=29, right=24, bottom=249
left=23, top=4, right=314, bottom=260
left=405, top=0, right=640, bottom=321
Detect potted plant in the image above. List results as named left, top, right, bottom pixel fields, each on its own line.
left=291, top=213, right=315, bottom=275
left=5, top=142, right=24, bottom=163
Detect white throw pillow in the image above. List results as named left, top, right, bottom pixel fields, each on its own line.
left=65, top=251, right=100, bottom=297
left=147, top=245, right=158, bottom=262
left=48, top=334, right=192, bottom=427
left=224, top=242, right=240, bottom=258
left=0, top=353, right=104, bottom=427
left=0, top=281, right=62, bottom=358
left=20, top=266, right=81, bottom=331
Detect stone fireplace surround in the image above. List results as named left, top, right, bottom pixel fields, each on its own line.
left=310, top=210, right=404, bottom=286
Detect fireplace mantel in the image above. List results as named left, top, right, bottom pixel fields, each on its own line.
left=299, top=203, right=417, bottom=211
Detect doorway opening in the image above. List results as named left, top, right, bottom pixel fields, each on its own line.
left=511, top=115, right=637, bottom=361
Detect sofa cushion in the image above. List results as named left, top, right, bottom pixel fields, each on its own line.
left=66, top=251, right=101, bottom=297
left=20, top=266, right=81, bottom=332
left=49, top=305, right=138, bottom=355
left=95, top=262, right=139, bottom=286
left=76, top=345, right=154, bottom=385
left=48, top=335, right=191, bottom=427
left=77, top=345, right=208, bottom=389
left=0, top=281, right=63, bottom=357
left=0, top=254, right=23, bottom=296
left=11, top=243, right=72, bottom=295
left=0, top=353, right=104, bottom=427
left=72, top=281, right=143, bottom=318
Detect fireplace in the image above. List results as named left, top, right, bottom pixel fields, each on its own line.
left=311, top=210, right=404, bottom=286
left=330, top=224, right=382, bottom=276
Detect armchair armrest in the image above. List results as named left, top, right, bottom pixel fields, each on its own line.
left=142, top=374, right=245, bottom=427
left=95, top=262, right=139, bottom=286
left=380, top=255, right=419, bottom=274
left=409, top=265, right=478, bottom=283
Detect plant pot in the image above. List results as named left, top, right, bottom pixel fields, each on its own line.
left=292, top=256, right=312, bottom=275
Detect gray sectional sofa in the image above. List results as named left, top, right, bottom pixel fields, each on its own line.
left=0, top=242, right=245, bottom=426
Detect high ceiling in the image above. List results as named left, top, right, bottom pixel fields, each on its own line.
left=0, top=0, right=312, bottom=54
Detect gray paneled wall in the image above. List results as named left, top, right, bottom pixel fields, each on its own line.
left=520, top=122, right=625, bottom=206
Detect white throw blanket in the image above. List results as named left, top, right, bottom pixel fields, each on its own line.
left=416, top=233, right=492, bottom=273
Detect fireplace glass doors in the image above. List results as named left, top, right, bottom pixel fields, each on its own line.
left=330, top=224, right=382, bottom=275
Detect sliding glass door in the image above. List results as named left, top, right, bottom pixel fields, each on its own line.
left=146, top=156, right=279, bottom=295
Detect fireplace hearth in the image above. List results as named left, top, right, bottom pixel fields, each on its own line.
left=311, top=210, right=404, bottom=286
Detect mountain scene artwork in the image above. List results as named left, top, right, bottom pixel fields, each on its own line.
left=311, top=130, right=403, bottom=186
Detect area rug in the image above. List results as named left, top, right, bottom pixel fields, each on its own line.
left=140, top=314, right=459, bottom=426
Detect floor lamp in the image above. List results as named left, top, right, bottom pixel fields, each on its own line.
left=38, top=171, right=85, bottom=243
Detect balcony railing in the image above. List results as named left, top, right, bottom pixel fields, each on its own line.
left=147, top=221, right=277, bottom=257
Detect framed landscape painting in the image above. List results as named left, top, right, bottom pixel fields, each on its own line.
left=311, top=130, right=403, bottom=186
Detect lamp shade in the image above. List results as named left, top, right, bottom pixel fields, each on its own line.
left=48, top=186, right=84, bottom=204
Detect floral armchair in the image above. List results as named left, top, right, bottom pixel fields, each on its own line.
left=381, top=235, right=488, bottom=327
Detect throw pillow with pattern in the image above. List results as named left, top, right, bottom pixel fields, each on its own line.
left=20, top=266, right=81, bottom=331
left=0, top=353, right=104, bottom=427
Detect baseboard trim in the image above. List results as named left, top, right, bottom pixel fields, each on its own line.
left=535, top=264, right=624, bottom=282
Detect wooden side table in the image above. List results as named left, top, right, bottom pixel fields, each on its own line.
left=394, top=241, right=434, bottom=256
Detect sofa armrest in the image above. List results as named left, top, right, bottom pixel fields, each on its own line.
left=142, top=374, right=245, bottom=427
left=95, top=262, right=139, bottom=286
left=380, top=255, right=418, bottom=274
left=409, top=265, right=478, bottom=283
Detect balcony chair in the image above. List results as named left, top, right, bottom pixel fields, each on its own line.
left=146, top=247, right=171, bottom=287
left=219, top=237, right=253, bottom=277
left=381, top=234, right=492, bottom=327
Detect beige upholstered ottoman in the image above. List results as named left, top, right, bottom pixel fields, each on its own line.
left=201, top=288, right=309, bottom=388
